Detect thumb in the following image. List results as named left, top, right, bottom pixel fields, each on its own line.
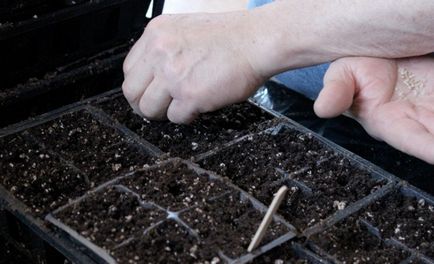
left=314, top=60, right=356, bottom=118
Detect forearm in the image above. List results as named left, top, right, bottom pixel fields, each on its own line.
left=245, top=0, right=434, bottom=76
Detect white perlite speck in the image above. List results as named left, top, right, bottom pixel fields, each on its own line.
left=396, top=68, right=426, bottom=99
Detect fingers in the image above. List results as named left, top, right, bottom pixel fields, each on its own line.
left=167, top=99, right=199, bottom=124
left=138, top=79, right=172, bottom=120
left=380, top=118, right=434, bottom=165
left=122, top=58, right=154, bottom=114
left=314, top=60, right=356, bottom=118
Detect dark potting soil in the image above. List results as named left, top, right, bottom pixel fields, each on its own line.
left=118, top=161, right=231, bottom=211
left=112, top=221, right=219, bottom=264
left=310, top=217, right=410, bottom=263
left=0, top=134, right=88, bottom=216
left=278, top=156, right=386, bottom=230
left=74, top=142, right=156, bottom=186
left=55, top=187, right=166, bottom=251
left=29, top=110, right=124, bottom=160
left=97, top=95, right=273, bottom=158
left=180, top=192, right=289, bottom=259
left=28, top=110, right=155, bottom=185
left=199, top=129, right=385, bottom=231
left=198, top=127, right=331, bottom=202
left=362, top=190, right=434, bottom=258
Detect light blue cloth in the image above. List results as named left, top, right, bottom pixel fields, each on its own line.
left=248, top=0, right=329, bottom=99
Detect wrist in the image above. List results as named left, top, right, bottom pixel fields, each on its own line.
left=243, top=0, right=336, bottom=78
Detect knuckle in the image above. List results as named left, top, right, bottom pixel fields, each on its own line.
left=123, top=59, right=132, bottom=75
left=121, top=80, right=135, bottom=102
left=138, top=99, right=158, bottom=119
left=147, top=14, right=168, bottom=29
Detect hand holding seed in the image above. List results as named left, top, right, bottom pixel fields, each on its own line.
left=314, top=56, right=434, bottom=164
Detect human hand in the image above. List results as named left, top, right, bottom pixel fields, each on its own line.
left=122, top=12, right=266, bottom=124
left=314, top=56, right=434, bottom=164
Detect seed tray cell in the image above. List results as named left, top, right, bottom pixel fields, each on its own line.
left=197, top=125, right=333, bottom=203
left=74, top=141, right=156, bottom=186
left=110, top=220, right=219, bottom=264
left=52, top=186, right=166, bottom=252
left=95, top=94, right=275, bottom=158
left=28, top=109, right=125, bottom=160
left=47, top=160, right=296, bottom=263
left=308, top=216, right=411, bottom=264
left=180, top=192, right=290, bottom=260
left=361, top=185, right=434, bottom=260
left=117, top=159, right=233, bottom=212
left=0, top=133, right=88, bottom=216
left=198, top=123, right=391, bottom=233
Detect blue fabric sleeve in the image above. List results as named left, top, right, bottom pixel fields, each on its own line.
left=248, top=0, right=329, bottom=99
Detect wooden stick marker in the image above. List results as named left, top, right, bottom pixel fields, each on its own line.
left=248, top=186, right=289, bottom=252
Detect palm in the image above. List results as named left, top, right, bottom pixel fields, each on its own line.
left=318, top=56, right=434, bottom=164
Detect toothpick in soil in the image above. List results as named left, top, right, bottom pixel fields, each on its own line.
left=248, top=186, right=288, bottom=252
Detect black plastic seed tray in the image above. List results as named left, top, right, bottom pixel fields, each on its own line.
left=0, top=88, right=433, bottom=263
left=45, top=159, right=296, bottom=264
left=0, top=0, right=151, bottom=90
left=0, top=103, right=162, bottom=263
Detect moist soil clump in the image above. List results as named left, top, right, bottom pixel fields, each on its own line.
left=112, top=221, right=219, bottom=263
left=180, top=192, right=289, bottom=259
left=0, top=134, right=88, bottom=216
left=55, top=187, right=166, bottom=251
left=118, top=161, right=231, bottom=211
left=97, top=95, right=273, bottom=158
left=362, top=190, right=434, bottom=258
left=310, top=217, right=410, bottom=263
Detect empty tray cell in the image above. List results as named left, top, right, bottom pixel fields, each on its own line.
left=362, top=188, right=434, bottom=258
left=98, top=95, right=274, bottom=158
left=309, top=217, right=410, bottom=263
left=111, top=221, right=220, bottom=263
left=53, top=186, right=166, bottom=251
left=118, top=160, right=231, bottom=211
left=74, top=142, right=156, bottom=186
left=180, top=192, right=289, bottom=259
left=197, top=126, right=333, bottom=206
left=29, top=110, right=124, bottom=160
left=0, top=134, right=88, bottom=216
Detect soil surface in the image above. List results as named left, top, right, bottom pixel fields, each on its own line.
left=74, top=142, right=155, bottom=186
left=112, top=221, right=219, bottom=263
left=56, top=187, right=166, bottom=251
left=198, top=127, right=332, bottom=203
left=30, top=110, right=124, bottom=160
left=180, top=192, right=289, bottom=259
left=118, top=160, right=231, bottom=211
left=278, top=156, right=386, bottom=230
left=311, top=217, right=410, bottom=263
left=363, top=189, right=434, bottom=258
left=97, top=95, right=273, bottom=158
left=199, top=128, right=385, bottom=231
left=0, top=134, right=88, bottom=216
left=29, top=110, right=154, bottom=185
